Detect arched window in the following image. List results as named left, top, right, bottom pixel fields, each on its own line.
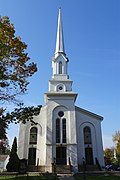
left=59, top=61, right=62, bottom=74
left=56, top=117, right=66, bottom=144
left=29, top=127, right=37, bottom=144
left=62, top=118, right=66, bottom=143
left=84, top=126, right=92, bottom=144
left=56, top=118, right=60, bottom=143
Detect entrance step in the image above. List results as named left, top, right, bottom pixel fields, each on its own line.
left=79, top=165, right=100, bottom=171
left=58, top=173, right=75, bottom=180
left=28, top=165, right=45, bottom=172
left=58, top=176, right=75, bottom=180
left=56, top=165, right=71, bottom=174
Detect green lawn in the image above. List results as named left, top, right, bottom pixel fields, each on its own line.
left=74, top=175, right=120, bottom=180
left=0, top=176, right=57, bottom=180
left=1, top=175, right=120, bottom=180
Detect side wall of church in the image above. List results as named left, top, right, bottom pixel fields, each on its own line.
left=18, top=106, right=47, bottom=166
left=18, top=121, right=31, bottom=159
left=35, top=106, right=47, bottom=166
left=76, top=110, right=105, bottom=167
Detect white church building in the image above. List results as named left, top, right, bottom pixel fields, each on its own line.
left=18, top=9, right=104, bottom=173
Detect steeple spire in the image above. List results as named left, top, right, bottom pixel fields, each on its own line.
left=55, top=8, right=65, bottom=55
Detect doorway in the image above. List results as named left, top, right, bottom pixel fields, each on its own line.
left=56, top=146, right=66, bottom=165
left=28, top=148, right=36, bottom=165
left=85, top=147, right=93, bottom=165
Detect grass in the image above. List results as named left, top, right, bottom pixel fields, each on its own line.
left=0, top=175, right=120, bottom=180
left=74, top=175, right=120, bottom=180
left=0, top=176, right=57, bottom=180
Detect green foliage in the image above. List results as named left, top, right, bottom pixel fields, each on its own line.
left=0, top=105, right=41, bottom=153
left=0, top=138, right=10, bottom=155
left=0, top=108, right=9, bottom=154
left=0, top=16, right=37, bottom=103
left=6, top=137, right=19, bottom=172
left=0, top=15, right=38, bottom=152
left=0, top=108, right=8, bottom=139
left=104, top=147, right=115, bottom=164
left=0, top=104, right=41, bottom=154
left=116, top=140, right=120, bottom=165
left=113, top=131, right=120, bottom=143
left=2, top=105, right=42, bottom=124
left=112, top=131, right=120, bottom=165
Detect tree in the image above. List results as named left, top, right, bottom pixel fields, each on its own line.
left=113, top=131, right=120, bottom=143
left=0, top=16, right=37, bottom=103
left=104, top=147, right=115, bottom=165
left=113, top=131, right=120, bottom=165
left=0, top=108, right=9, bottom=154
left=0, top=104, right=41, bottom=154
left=2, top=105, right=42, bottom=124
left=6, top=137, right=19, bottom=172
left=0, top=16, right=38, bottom=153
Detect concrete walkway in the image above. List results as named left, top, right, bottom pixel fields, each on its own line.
left=58, top=174, right=75, bottom=180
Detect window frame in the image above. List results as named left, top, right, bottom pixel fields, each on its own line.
left=29, top=127, right=38, bottom=145
left=56, top=116, right=66, bottom=144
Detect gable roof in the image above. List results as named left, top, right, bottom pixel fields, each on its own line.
left=75, top=106, right=103, bottom=121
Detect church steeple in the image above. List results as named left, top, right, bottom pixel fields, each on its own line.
left=46, top=9, right=77, bottom=102
left=48, top=9, right=74, bottom=94
left=52, top=9, right=68, bottom=79
left=55, top=8, right=65, bottom=55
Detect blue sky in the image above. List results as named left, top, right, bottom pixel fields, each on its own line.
left=0, top=0, right=120, bottom=149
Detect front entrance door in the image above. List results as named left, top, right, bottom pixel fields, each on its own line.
left=56, top=146, right=66, bottom=165
left=85, top=147, right=93, bottom=165
left=28, top=148, right=36, bottom=165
